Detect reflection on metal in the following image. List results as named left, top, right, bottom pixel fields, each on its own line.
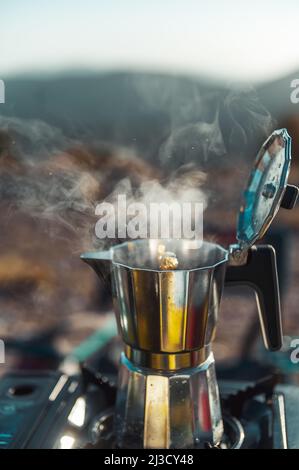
left=49, top=375, right=68, bottom=401
left=224, top=416, right=245, bottom=449
left=237, top=128, right=291, bottom=250
left=125, top=344, right=210, bottom=370
left=114, top=361, right=146, bottom=449
left=68, top=397, right=86, bottom=428
left=159, top=270, right=188, bottom=352
left=272, top=393, right=288, bottom=449
left=144, top=375, right=170, bottom=449
left=115, top=353, right=222, bottom=449
left=59, top=434, right=75, bottom=449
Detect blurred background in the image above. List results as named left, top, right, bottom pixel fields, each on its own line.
left=0, top=0, right=299, bottom=377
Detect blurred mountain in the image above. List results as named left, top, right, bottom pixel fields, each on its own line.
left=1, top=72, right=216, bottom=158
left=1, top=70, right=299, bottom=161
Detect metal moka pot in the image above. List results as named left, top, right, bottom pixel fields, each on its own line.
left=82, top=239, right=227, bottom=365
left=82, top=239, right=226, bottom=448
left=81, top=129, right=298, bottom=449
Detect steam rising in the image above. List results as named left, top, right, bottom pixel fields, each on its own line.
left=132, top=76, right=273, bottom=164
left=0, top=118, right=98, bottom=241
left=0, top=82, right=275, bottom=250
left=95, top=165, right=207, bottom=247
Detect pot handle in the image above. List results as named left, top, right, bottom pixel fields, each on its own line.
left=225, top=245, right=282, bottom=351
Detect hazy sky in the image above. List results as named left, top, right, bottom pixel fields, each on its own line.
left=1, top=0, right=299, bottom=82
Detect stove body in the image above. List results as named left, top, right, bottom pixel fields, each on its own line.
left=0, top=362, right=297, bottom=449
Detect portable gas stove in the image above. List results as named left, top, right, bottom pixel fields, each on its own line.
left=0, top=345, right=298, bottom=449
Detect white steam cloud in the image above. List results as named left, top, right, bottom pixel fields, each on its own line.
left=0, top=82, right=275, bottom=250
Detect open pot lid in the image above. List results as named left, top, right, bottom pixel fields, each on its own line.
left=237, top=128, right=292, bottom=250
